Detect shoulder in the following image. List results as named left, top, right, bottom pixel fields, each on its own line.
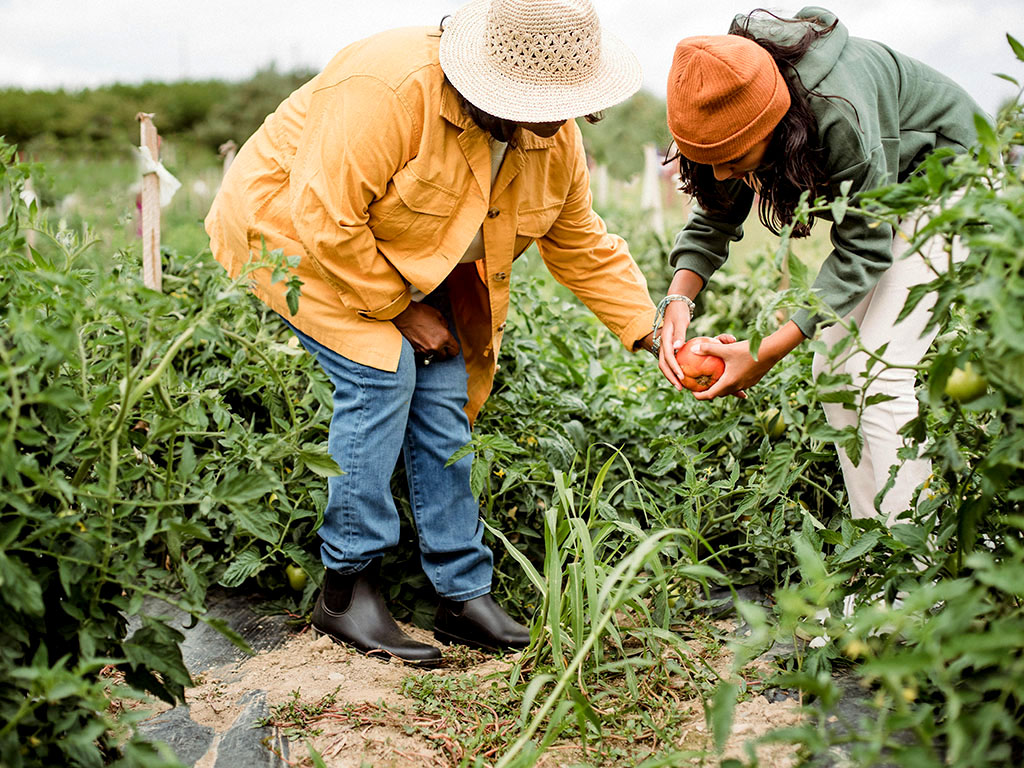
left=309, top=27, right=444, bottom=126
left=316, top=27, right=443, bottom=94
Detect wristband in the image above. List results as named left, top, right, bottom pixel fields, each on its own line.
left=650, top=294, right=695, bottom=358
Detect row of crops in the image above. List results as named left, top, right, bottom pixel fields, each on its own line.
left=1, top=43, right=1023, bottom=768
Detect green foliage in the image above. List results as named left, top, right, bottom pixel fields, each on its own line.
left=0, top=139, right=330, bottom=766
left=2, top=38, right=1023, bottom=768
left=485, top=456, right=717, bottom=766
left=579, top=89, right=674, bottom=180
left=0, top=67, right=313, bottom=155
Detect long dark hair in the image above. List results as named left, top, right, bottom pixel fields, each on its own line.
left=672, top=10, right=841, bottom=237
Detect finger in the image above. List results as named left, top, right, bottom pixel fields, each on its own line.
left=659, top=356, right=683, bottom=391
left=732, top=389, right=748, bottom=399
left=716, top=333, right=738, bottom=344
left=690, top=341, right=728, bottom=359
left=443, top=333, right=460, bottom=359
left=658, top=335, right=683, bottom=390
left=694, top=377, right=735, bottom=401
left=662, top=322, right=686, bottom=381
left=660, top=343, right=684, bottom=390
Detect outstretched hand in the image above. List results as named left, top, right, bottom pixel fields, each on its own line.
left=656, top=304, right=746, bottom=399
left=657, top=300, right=691, bottom=390
left=687, top=338, right=771, bottom=400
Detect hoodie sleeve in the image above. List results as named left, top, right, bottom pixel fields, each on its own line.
left=667, top=179, right=755, bottom=286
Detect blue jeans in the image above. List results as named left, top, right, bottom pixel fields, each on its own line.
left=282, top=311, right=492, bottom=601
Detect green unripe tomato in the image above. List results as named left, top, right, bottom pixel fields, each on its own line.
left=758, top=407, right=786, bottom=438
left=285, top=564, right=308, bottom=592
left=944, top=363, right=987, bottom=403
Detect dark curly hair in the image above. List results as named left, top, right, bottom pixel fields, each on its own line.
left=670, top=9, right=847, bottom=237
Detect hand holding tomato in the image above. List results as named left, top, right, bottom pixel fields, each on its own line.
left=683, top=322, right=807, bottom=400
left=687, top=338, right=781, bottom=400
left=675, top=337, right=726, bottom=392
left=657, top=299, right=692, bottom=389
left=661, top=331, right=743, bottom=396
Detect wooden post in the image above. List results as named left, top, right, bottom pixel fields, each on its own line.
left=640, top=143, right=665, bottom=235
left=137, top=112, right=162, bottom=291
left=219, top=140, right=238, bottom=178
left=591, top=163, right=609, bottom=210
left=23, top=175, right=37, bottom=251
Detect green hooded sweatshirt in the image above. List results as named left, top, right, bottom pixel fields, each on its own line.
left=668, top=6, right=985, bottom=336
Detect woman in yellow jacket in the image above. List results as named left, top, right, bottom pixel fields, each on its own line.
left=205, top=0, right=657, bottom=665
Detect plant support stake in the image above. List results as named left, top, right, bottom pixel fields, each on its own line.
left=219, top=140, right=238, bottom=178
left=137, top=112, right=162, bottom=291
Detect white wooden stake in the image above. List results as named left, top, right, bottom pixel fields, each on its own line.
left=640, top=143, right=665, bottom=235
left=137, top=112, right=162, bottom=291
left=219, top=140, right=237, bottom=178
left=23, top=176, right=37, bottom=251
left=591, top=163, right=609, bottom=210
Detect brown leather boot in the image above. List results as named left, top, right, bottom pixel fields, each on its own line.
left=312, top=566, right=442, bottom=666
left=434, top=594, right=530, bottom=652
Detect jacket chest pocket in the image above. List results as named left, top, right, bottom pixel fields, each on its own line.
left=369, top=169, right=459, bottom=242
left=514, top=203, right=562, bottom=257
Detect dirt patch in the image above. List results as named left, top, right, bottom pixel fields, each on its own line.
left=124, top=617, right=802, bottom=767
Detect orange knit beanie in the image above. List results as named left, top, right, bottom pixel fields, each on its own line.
left=667, top=34, right=791, bottom=165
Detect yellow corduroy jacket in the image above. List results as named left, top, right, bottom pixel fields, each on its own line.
left=205, top=26, right=657, bottom=424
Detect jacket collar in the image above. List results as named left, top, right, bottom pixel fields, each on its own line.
left=440, top=81, right=559, bottom=150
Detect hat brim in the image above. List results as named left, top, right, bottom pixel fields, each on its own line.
left=439, top=0, right=643, bottom=123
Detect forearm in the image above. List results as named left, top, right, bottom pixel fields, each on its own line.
left=667, top=269, right=705, bottom=301
left=757, top=320, right=806, bottom=367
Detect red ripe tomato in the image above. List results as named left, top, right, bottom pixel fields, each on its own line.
left=675, top=337, right=725, bottom=392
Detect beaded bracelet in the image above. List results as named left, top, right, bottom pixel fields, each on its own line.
left=650, top=294, right=696, bottom=358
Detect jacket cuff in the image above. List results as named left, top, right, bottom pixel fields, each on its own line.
left=621, top=309, right=657, bottom=352
left=357, top=291, right=412, bottom=322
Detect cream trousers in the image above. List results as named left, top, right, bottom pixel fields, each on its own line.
left=811, top=210, right=965, bottom=524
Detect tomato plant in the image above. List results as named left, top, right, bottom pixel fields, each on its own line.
left=0, top=139, right=332, bottom=767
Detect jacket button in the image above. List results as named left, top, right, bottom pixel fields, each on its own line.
left=494, top=272, right=507, bottom=281
left=487, top=207, right=500, bottom=218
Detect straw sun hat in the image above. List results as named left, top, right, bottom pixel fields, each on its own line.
left=439, top=0, right=643, bottom=123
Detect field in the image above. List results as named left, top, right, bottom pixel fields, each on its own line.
left=2, top=49, right=1024, bottom=768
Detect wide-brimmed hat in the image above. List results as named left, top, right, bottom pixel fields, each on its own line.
left=439, top=0, right=642, bottom=123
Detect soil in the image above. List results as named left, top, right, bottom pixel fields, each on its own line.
left=126, top=617, right=802, bottom=768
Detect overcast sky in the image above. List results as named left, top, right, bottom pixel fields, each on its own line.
left=1, top=0, right=1021, bottom=114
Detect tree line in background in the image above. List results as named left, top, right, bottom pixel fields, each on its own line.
left=0, top=68, right=673, bottom=180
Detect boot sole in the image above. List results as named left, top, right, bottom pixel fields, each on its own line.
left=433, top=628, right=526, bottom=654
left=312, top=626, right=443, bottom=668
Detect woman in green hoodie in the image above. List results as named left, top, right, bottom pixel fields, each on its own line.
left=656, top=7, right=983, bottom=524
